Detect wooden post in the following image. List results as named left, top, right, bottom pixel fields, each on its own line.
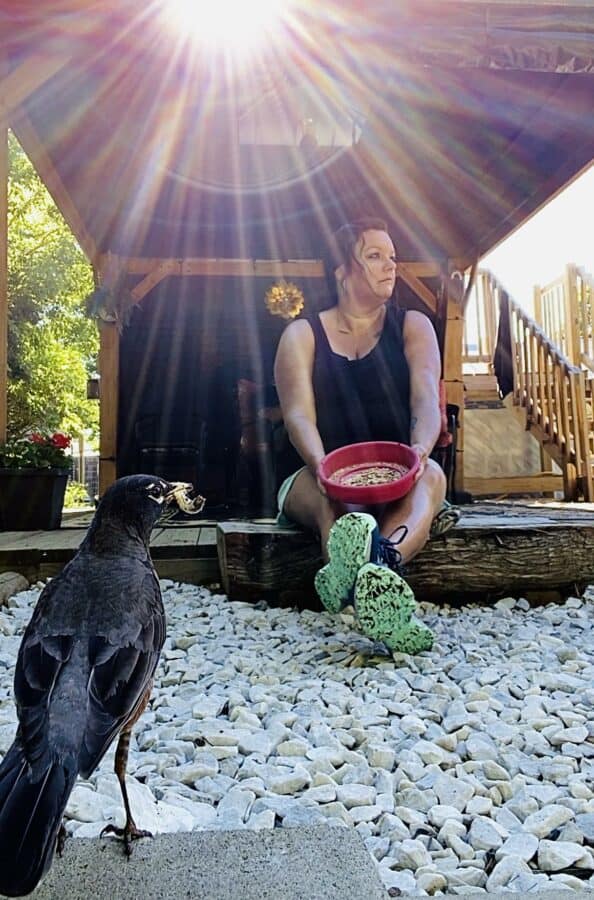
left=564, top=263, right=580, bottom=366
left=98, top=322, right=119, bottom=495
left=533, top=284, right=542, bottom=326
left=541, top=348, right=554, bottom=473
left=443, top=285, right=465, bottom=498
left=0, top=126, right=7, bottom=442
left=583, top=273, right=594, bottom=369
left=576, top=370, right=593, bottom=501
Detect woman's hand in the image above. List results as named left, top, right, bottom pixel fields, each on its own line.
left=410, top=443, right=429, bottom=482
left=314, top=462, right=328, bottom=496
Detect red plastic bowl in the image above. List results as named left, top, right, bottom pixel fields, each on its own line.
left=318, top=441, right=420, bottom=504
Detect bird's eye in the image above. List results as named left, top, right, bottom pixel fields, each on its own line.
left=145, top=482, right=166, bottom=504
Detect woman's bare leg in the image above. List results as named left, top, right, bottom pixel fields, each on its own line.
left=284, top=461, right=447, bottom=565
left=349, top=462, right=445, bottom=654
left=282, top=469, right=340, bottom=559
left=379, top=459, right=446, bottom=564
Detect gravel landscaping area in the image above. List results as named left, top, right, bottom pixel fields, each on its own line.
left=1, top=581, right=593, bottom=895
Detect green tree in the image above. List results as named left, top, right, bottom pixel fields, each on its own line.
left=7, top=131, right=98, bottom=438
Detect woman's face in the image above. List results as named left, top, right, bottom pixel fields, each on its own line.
left=346, top=229, right=397, bottom=301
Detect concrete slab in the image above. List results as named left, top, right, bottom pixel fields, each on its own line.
left=15, top=827, right=387, bottom=900
left=422, top=895, right=594, bottom=900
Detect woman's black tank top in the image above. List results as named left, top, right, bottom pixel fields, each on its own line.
left=309, top=305, right=411, bottom=453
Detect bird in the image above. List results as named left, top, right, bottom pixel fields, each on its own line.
left=0, top=474, right=205, bottom=897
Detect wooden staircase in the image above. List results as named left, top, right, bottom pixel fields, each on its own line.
left=470, top=268, right=594, bottom=501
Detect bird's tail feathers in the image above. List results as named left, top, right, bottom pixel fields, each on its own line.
left=0, top=738, right=77, bottom=897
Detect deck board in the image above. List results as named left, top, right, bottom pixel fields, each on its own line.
left=0, top=515, right=219, bottom=584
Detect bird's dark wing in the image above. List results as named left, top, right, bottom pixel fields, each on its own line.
left=13, top=577, right=76, bottom=770
left=79, top=569, right=165, bottom=778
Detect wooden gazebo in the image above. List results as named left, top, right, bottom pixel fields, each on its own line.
left=2, top=2, right=594, bottom=503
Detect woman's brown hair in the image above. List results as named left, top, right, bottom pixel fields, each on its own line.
left=324, top=217, right=390, bottom=303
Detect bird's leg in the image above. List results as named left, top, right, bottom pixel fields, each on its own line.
left=101, top=687, right=152, bottom=856
left=56, top=823, right=68, bottom=857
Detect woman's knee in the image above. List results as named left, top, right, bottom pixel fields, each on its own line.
left=421, top=458, right=447, bottom=502
left=284, top=470, right=337, bottom=532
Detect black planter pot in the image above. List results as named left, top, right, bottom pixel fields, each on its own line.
left=0, top=468, right=69, bottom=531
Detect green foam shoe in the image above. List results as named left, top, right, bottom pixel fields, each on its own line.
left=353, top=562, right=433, bottom=654
left=314, top=512, right=378, bottom=614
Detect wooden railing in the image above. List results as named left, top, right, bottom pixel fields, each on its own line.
left=576, top=266, right=594, bottom=372
left=508, top=292, right=593, bottom=501
left=462, top=268, right=594, bottom=500
left=534, top=263, right=594, bottom=374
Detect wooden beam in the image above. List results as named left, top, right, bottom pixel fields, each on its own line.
left=100, top=255, right=444, bottom=281
left=104, top=256, right=325, bottom=279
left=130, top=261, right=177, bottom=303
left=11, top=115, right=97, bottom=262
left=445, top=379, right=465, bottom=414
left=98, top=323, right=119, bottom=495
left=217, top=503, right=594, bottom=603
left=443, top=315, right=464, bottom=383
left=397, top=263, right=438, bottom=313
left=0, top=126, right=6, bottom=442
left=464, top=474, right=564, bottom=496
left=405, top=262, right=442, bottom=278
left=182, top=258, right=323, bottom=278
left=0, top=53, right=71, bottom=130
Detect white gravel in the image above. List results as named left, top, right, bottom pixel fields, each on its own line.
left=1, top=581, right=594, bottom=895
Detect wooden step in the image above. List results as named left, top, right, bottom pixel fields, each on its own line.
left=463, top=373, right=502, bottom=407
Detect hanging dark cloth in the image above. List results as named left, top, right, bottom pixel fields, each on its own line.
left=493, top=291, right=514, bottom=399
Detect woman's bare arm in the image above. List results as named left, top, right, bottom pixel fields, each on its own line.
left=274, top=319, right=326, bottom=476
left=403, top=310, right=442, bottom=467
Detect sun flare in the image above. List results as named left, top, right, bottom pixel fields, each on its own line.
left=164, top=0, right=287, bottom=54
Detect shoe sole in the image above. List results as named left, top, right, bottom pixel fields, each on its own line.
left=429, top=504, right=461, bottom=538
left=354, top=563, right=433, bottom=653
left=314, top=512, right=377, bottom=614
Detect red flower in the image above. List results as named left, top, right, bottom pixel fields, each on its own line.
left=29, top=433, right=46, bottom=444
left=51, top=433, right=71, bottom=449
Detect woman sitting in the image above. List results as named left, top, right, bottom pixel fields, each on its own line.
left=273, top=217, right=458, bottom=654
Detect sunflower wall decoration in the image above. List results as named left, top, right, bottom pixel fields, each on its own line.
left=265, top=280, right=305, bottom=320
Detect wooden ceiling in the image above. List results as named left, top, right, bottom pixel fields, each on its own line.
left=3, top=1, right=594, bottom=266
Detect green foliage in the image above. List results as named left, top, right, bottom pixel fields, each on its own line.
left=0, top=432, right=72, bottom=470
left=64, top=480, right=92, bottom=508
left=7, top=132, right=99, bottom=438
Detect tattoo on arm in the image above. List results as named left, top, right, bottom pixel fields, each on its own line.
left=410, top=416, right=418, bottom=436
